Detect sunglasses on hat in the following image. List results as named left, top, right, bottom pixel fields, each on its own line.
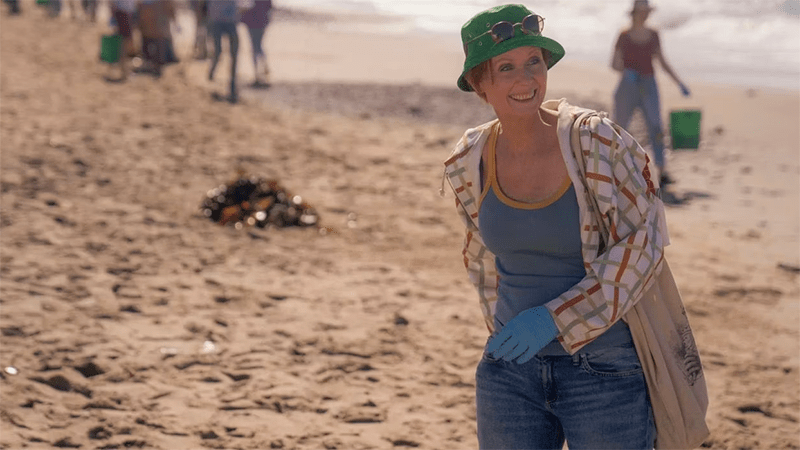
left=464, top=14, right=545, bottom=53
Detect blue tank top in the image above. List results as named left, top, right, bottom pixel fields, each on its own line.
left=478, top=123, right=632, bottom=355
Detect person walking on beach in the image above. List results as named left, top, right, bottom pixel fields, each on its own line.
left=444, top=4, right=704, bottom=448
left=109, top=0, right=137, bottom=81
left=137, top=0, right=176, bottom=78
left=190, top=0, right=211, bottom=59
left=81, top=0, right=97, bottom=22
left=46, top=0, right=62, bottom=17
left=611, top=0, right=690, bottom=186
left=4, top=0, right=21, bottom=15
left=240, top=0, right=272, bottom=88
left=208, top=0, right=242, bottom=103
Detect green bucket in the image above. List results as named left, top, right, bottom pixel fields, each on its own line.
left=100, top=34, right=122, bottom=64
left=669, top=109, right=702, bottom=150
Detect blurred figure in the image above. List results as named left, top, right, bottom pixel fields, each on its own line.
left=81, top=0, right=97, bottom=21
left=611, top=0, right=690, bottom=186
left=109, top=0, right=137, bottom=81
left=240, top=0, right=272, bottom=88
left=208, top=0, right=242, bottom=103
left=190, top=0, right=210, bottom=59
left=137, top=0, right=176, bottom=77
left=64, top=0, right=79, bottom=19
left=164, top=15, right=181, bottom=65
left=4, top=0, right=21, bottom=15
left=46, top=0, right=62, bottom=17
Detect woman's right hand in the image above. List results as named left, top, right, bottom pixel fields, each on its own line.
left=485, top=306, right=559, bottom=364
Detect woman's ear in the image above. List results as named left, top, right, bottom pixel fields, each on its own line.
left=467, top=79, right=485, bottom=102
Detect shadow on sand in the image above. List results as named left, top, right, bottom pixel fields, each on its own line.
left=662, top=189, right=713, bottom=206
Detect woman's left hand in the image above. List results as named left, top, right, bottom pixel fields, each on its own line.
left=486, top=306, right=559, bottom=364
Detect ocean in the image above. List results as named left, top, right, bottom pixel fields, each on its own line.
left=281, top=0, right=800, bottom=91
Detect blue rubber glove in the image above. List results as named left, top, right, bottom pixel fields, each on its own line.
left=486, top=306, right=559, bottom=364
left=679, top=83, right=691, bottom=97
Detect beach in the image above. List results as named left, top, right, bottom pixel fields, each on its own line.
left=1, top=3, right=799, bottom=449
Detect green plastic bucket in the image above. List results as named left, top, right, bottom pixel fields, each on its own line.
left=669, top=109, right=702, bottom=150
left=100, top=34, right=122, bottom=64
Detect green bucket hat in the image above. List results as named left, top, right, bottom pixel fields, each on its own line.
left=457, top=4, right=565, bottom=92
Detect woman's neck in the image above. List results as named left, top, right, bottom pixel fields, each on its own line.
left=496, top=109, right=556, bottom=156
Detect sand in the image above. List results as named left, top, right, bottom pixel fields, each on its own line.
left=1, top=2, right=799, bottom=449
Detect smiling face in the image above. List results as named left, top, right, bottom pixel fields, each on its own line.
left=477, top=46, right=548, bottom=120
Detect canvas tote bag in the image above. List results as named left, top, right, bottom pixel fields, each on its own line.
left=570, top=112, right=710, bottom=449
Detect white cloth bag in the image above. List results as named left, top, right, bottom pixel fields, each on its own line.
left=569, top=111, right=710, bottom=449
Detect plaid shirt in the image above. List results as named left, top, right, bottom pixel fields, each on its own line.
left=442, top=99, right=669, bottom=354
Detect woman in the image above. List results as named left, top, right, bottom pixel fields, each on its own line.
left=444, top=4, right=669, bottom=449
left=137, top=0, right=176, bottom=78
left=190, top=0, right=210, bottom=59
left=240, top=0, right=272, bottom=88
left=612, top=0, right=690, bottom=186
left=207, top=0, right=241, bottom=103
left=110, top=0, right=137, bottom=81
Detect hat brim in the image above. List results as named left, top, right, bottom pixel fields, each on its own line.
left=457, top=35, right=565, bottom=92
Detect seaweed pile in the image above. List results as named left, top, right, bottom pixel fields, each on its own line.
left=200, top=175, right=319, bottom=229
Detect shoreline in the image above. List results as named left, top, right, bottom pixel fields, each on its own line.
left=25, top=0, right=800, bottom=92
left=271, top=4, right=800, bottom=93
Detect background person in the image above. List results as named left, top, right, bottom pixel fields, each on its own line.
left=4, top=0, right=21, bottom=15
left=445, top=4, right=673, bottom=448
left=207, top=0, right=242, bottom=103
left=190, top=0, right=210, bottom=59
left=109, top=0, right=137, bottom=81
left=81, top=0, right=97, bottom=22
left=46, top=0, right=62, bottom=17
left=137, top=0, right=176, bottom=77
left=240, top=0, right=272, bottom=88
left=611, top=0, right=690, bottom=186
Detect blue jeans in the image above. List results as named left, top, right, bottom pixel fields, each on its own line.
left=247, top=26, right=266, bottom=59
left=476, top=338, right=655, bottom=450
left=47, top=0, right=61, bottom=16
left=613, top=69, right=665, bottom=171
left=209, top=21, right=239, bottom=100
left=247, top=26, right=267, bottom=80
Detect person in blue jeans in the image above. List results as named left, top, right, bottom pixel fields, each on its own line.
left=46, top=0, right=62, bottom=17
left=190, top=0, right=210, bottom=59
left=241, top=0, right=272, bottom=88
left=208, top=0, right=241, bottom=103
left=448, top=4, right=671, bottom=448
left=4, top=0, right=21, bottom=15
left=612, top=0, right=690, bottom=186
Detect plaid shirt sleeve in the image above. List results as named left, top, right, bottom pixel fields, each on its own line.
left=456, top=198, right=498, bottom=334
left=445, top=127, right=499, bottom=334
left=544, top=115, right=666, bottom=354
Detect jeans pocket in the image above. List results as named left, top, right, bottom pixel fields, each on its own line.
left=481, top=336, right=503, bottom=364
left=579, top=344, right=643, bottom=378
